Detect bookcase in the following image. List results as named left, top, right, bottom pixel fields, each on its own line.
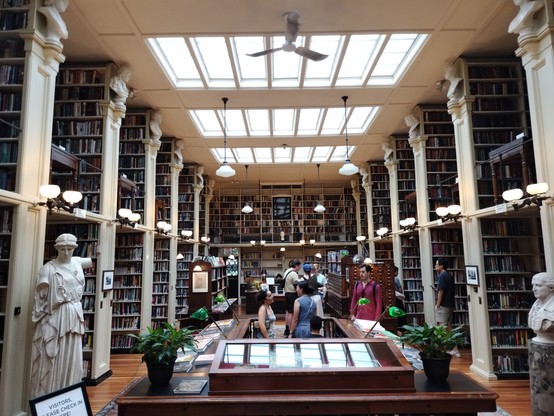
left=241, top=247, right=262, bottom=279
left=0, top=0, right=27, bottom=191
left=213, top=193, right=242, bottom=244
left=112, top=230, right=144, bottom=352
left=188, top=257, right=228, bottom=314
left=0, top=204, right=12, bottom=386
left=155, top=139, right=172, bottom=223
left=152, top=236, right=170, bottom=328
left=53, top=64, right=111, bottom=213
left=395, top=136, right=417, bottom=220
left=119, top=110, right=147, bottom=218
left=481, top=216, right=544, bottom=378
left=326, top=252, right=355, bottom=318
left=370, top=162, right=391, bottom=231
left=44, top=221, right=99, bottom=380
left=457, top=58, right=532, bottom=209
left=416, top=105, right=458, bottom=221
left=400, top=234, right=423, bottom=326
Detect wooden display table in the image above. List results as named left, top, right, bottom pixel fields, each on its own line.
left=116, top=372, right=497, bottom=415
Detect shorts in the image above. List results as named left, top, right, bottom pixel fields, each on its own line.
left=285, top=292, right=297, bottom=313
left=436, top=306, right=453, bottom=324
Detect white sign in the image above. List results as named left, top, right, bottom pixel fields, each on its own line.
left=30, top=382, right=92, bottom=416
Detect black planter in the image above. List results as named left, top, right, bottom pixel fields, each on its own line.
left=146, top=358, right=176, bottom=386
left=420, top=353, right=452, bottom=382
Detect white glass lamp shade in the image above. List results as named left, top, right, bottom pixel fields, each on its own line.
left=181, top=230, right=193, bottom=238
left=364, top=257, right=373, bottom=265
left=502, top=188, right=524, bottom=203
left=376, top=227, right=389, bottom=236
left=309, top=239, right=316, bottom=245
left=250, top=240, right=256, bottom=246
left=447, top=205, right=462, bottom=215
left=339, top=161, right=359, bottom=176
left=527, top=182, right=549, bottom=195
left=128, top=212, right=141, bottom=222
left=228, top=254, right=235, bottom=260
left=405, top=217, right=417, bottom=226
left=260, top=240, right=266, bottom=246
left=62, top=190, right=83, bottom=204
left=40, top=184, right=61, bottom=199
left=216, top=162, right=236, bottom=177
left=314, top=202, right=326, bottom=213
left=176, top=253, right=184, bottom=260
left=242, top=203, right=253, bottom=214
left=118, top=208, right=132, bottom=219
left=299, top=239, right=305, bottom=245
left=356, top=235, right=366, bottom=242
left=315, top=252, right=322, bottom=259
left=280, top=247, right=285, bottom=252
left=436, top=206, right=449, bottom=217
left=193, top=264, right=203, bottom=272
left=399, top=219, right=407, bottom=227
left=157, top=220, right=168, bottom=229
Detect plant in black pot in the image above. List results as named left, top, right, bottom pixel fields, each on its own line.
left=399, top=322, right=465, bottom=382
left=129, top=322, right=197, bottom=386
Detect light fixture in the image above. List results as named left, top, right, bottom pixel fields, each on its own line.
left=241, top=165, right=253, bottom=214
left=280, top=247, right=285, bottom=252
left=193, top=264, right=203, bottom=272
left=436, top=204, right=463, bottom=223
left=191, top=307, right=227, bottom=339
left=314, top=163, right=326, bottom=213
left=364, top=257, right=374, bottom=265
left=156, top=220, right=172, bottom=235
left=116, top=207, right=141, bottom=228
left=176, top=253, right=184, bottom=260
left=228, top=254, right=235, bottom=260
left=215, top=97, right=235, bottom=178
left=364, top=306, right=406, bottom=338
left=250, top=240, right=266, bottom=246
left=200, top=236, right=210, bottom=244
left=502, top=182, right=551, bottom=210
left=180, top=230, right=193, bottom=240
left=338, top=96, right=359, bottom=176
left=356, top=235, right=366, bottom=243
left=315, top=252, right=322, bottom=259
left=376, top=227, right=391, bottom=239
left=299, top=239, right=306, bottom=245
left=399, top=217, right=418, bottom=231
left=309, top=239, right=316, bottom=245
left=37, top=184, right=83, bottom=214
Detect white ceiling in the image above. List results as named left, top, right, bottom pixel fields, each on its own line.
left=60, top=0, right=519, bottom=186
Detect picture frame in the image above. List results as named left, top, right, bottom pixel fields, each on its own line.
left=272, top=196, right=292, bottom=220
left=102, top=270, right=114, bottom=291
left=465, top=265, right=479, bottom=286
left=29, top=381, right=93, bottom=416
left=193, top=271, right=209, bottom=293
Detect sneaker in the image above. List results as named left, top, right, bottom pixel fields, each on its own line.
left=283, top=329, right=290, bottom=337
left=448, top=350, right=461, bottom=358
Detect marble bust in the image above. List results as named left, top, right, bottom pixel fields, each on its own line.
left=528, top=272, right=554, bottom=344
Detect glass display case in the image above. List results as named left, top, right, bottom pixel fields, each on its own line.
left=209, top=339, right=414, bottom=394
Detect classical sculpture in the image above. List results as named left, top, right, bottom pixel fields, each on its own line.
left=528, top=272, right=554, bottom=344
left=196, top=165, right=205, bottom=188
left=109, top=65, right=132, bottom=108
left=206, top=178, right=215, bottom=196
left=444, top=64, right=463, bottom=100
left=359, top=167, right=370, bottom=190
left=405, top=114, right=420, bottom=139
left=149, top=110, right=163, bottom=142
left=38, top=0, right=69, bottom=41
left=174, top=139, right=185, bottom=165
left=381, top=141, right=394, bottom=162
left=31, top=234, right=93, bottom=398
left=509, top=0, right=543, bottom=36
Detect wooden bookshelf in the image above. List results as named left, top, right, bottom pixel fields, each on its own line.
left=0, top=204, right=13, bottom=386
left=152, top=236, right=170, bottom=328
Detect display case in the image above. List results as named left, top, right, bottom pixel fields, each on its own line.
left=209, top=338, right=414, bottom=395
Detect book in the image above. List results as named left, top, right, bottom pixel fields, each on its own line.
left=194, top=353, right=215, bottom=366
left=173, top=378, right=208, bottom=395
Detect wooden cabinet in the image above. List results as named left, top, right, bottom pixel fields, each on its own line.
left=188, top=258, right=228, bottom=314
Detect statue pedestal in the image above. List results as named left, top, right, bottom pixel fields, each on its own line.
left=529, top=339, right=554, bottom=415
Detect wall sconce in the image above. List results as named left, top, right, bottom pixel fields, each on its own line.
left=181, top=230, right=193, bottom=240
left=436, top=204, right=463, bottom=223
left=280, top=247, right=286, bottom=252
left=376, top=227, right=391, bottom=239
left=116, top=208, right=141, bottom=228
left=309, top=239, right=315, bottom=245
left=250, top=240, right=266, bottom=246
left=502, top=182, right=550, bottom=210
left=399, top=217, right=418, bottom=231
left=156, top=221, right=172, bottom=235
left=299, top=239, right=306, bottom=245
left=37, top=184, right=82, bottom=214
left=200, top=236, right=210, bottom=244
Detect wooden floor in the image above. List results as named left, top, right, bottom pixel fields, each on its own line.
left=86, top=315, right=533, bottom=416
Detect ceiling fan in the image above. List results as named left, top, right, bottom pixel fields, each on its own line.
left=247, top=11, right=328, bottom=62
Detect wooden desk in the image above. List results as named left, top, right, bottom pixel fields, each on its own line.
left=117, top=371, right=497, bottom=415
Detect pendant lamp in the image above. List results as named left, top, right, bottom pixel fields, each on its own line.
left=241, top=165, right=253, bottom=214
left=314, top=163, right=326, bottom=213
left=339, top=96, right=359, bottom=176
left=216, top=97, right=236, bottom=178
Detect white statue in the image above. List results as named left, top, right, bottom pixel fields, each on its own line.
left=31, top=234, right=93, bottom=398
left=174, top=139, right=185, bottom=165
left=359, top=167, right=370, bottom=190
left=350, top=177, right=359, bottom=193
left=196, top=165, right=205, bottom=188
left=405, top=114, right=420, bottom=139
left=206, top=178, right=215, bottom=196
left=444, top=64, right=463, bottom=100
left=38, top=0, right=69, bottom=41
left=381, top=141, right=394, bottom=162
left=509, top=0, right=543, bottom=36
left=149, top=110, right=162, bottom=142
left=109, top=65, right=132, bottom=107
left=528, top=272, right=554, bottom=344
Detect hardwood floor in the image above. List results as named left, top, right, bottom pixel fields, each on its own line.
left=87, top=350, right=532, bottom=415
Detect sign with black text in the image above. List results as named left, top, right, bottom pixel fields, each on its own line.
left=29, top=382, right=93, bottom=416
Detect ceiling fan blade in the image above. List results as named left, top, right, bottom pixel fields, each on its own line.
left=284, top=10, right=300, bottom=42
left=295, top=47, right=328, bottom=62
left=246, top=47, right=283, bottom=58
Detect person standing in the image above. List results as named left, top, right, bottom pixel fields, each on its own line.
left=283, top=259, right=301, bottom=337
left=349, top=264, right=382, bottom=321
left=313, top=263, right=328, bottom=311
left=289, top=281, right=317, bottom=338
left=255, top=289, right=276, bottom=338
left=31, top=233, right=93, bottom=398
left=434, top=257, right=460, bottom=357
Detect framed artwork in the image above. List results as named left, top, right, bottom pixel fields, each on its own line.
left=102, top=270, right=114, bottom=291
left=29, top=382, right=93, bottom=416
left=272, top=196, right=292, bottom=220
left=193, top=271, right=209, bottom=293
left=465, top=265, right=479, bottom=286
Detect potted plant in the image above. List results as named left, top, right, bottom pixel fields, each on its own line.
left=129, top=322, right=197, bottom=385
left=399, top=322, right=465, bottom=382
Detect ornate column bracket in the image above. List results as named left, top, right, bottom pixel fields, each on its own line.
left=508, top=0, right=545, bottom=39
left=109, top=64, right=133, bottom=112
left=38, top=0, right=69, bottom=47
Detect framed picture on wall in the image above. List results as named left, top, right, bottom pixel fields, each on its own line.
left=193, top=271, right=209, bottom=293
left=102, top=270, right=114, bottom=291
left=465, top=265, right=479, bottom=286
left=273, top=196, right=292, bottom=220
